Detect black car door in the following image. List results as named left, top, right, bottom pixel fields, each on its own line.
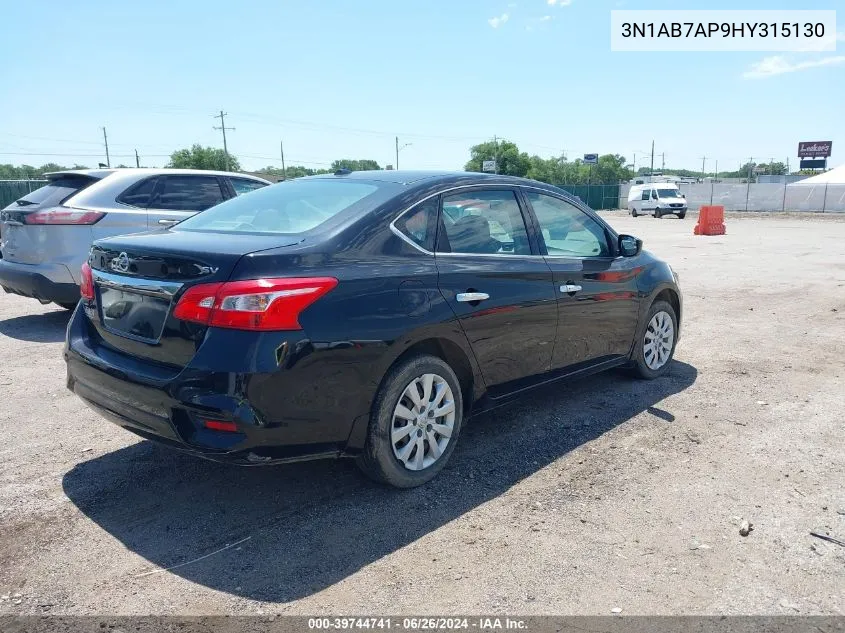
left=521, top=189, right=640, bottom=370
left=434, top=187, right=557, bottom=394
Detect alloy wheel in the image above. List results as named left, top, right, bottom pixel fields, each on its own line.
left=643, top=311, right=674, bottom=370
left=391, top=373, right=456, bottom=471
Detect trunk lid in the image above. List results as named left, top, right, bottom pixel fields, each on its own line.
left=85, top=229, right=302, bottom=367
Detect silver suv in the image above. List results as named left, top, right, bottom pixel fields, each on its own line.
left=0, top=168, right=269, bottom=309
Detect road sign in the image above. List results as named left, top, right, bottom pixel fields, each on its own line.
left=583, top=154, right=599, bottom=165
left=482, top=160, right=497, bottom=173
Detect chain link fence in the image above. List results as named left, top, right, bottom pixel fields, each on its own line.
left=0, top=180, right=48, bottom=208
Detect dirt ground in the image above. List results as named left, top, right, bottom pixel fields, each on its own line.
left=1, top=212, right=843, bottom=616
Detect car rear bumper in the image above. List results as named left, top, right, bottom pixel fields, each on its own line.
left=63, top=305, right=360, bottom=465
left=0, top=259, right=80, bottom=304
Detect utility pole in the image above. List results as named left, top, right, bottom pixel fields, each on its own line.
left=633, top=152, right=636, bottom=174
left=748, top=157, right=754, bottom=181
left=134, top=149, right=140, bottom=167
left=786, top=157, right=790, bottom=174
left=213, top=111, right=234, bottom=171
left=102, top=127, right=110, bottom=168
left=701, top=156, right=706, bottom=180
left=493, top=135, right=499, bottom=174
left=714, top=159, right=718, bottom=179
left=661, top=153, right=665, bottom=171
left=649, top=140, right=655, bottom=176
left=280, top=140, right=286, bottom=178
left=395, top=136, right=399, bottom=170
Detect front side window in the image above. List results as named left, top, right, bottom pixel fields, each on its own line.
left=395, top=198, right=438, bottom=251
left=437, top=190, right=530, bottom=255
left=525, top=191, right=610, bottom=257
left=230, top=178, right=267, bottom=196
left=176, top=179, right=384, bottom=234
left=152, top=176, right=225, bottom=211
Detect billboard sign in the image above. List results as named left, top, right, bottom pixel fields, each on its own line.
left=800, top=158, right=827, bottom=170
left=583, top=154, right=599, bottom=165
left=798, top=141, right=832, bottom=158
left=482, top=160, right=497, bottom=173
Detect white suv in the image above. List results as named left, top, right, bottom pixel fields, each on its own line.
left=0, top=168, right=269, bottom=309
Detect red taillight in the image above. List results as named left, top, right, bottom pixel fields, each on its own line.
left=80, top=262, right=95, bottom=300
left=25, top=209, right=105, bottom=225
left=203, top=419, right=239, bottom=433
left=173, top=277, right=337, bottom=331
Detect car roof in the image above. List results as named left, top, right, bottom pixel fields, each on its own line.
left=302, top=169, right=562, bottom=189
left=300, top=169, right=587, bottom=207
left=44, top=168, right=269, bottom=182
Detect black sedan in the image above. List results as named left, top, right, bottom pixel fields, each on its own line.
left=65, top=171, right=682, bottom=488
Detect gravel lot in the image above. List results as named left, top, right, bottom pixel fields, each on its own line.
left=1, top=212, right=843, bottom=615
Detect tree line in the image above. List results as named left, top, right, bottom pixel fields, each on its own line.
left=0, top=141, right=816, bottom=184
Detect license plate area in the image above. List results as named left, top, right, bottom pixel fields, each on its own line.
left=98, top=286, right=171, bottom=343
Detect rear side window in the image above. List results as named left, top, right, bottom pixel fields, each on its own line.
left=118, top=177, right=158, bottom=208
left=230, top=178, right=267, bottom=196
left=175, top=179, right=383, bottom=234
left=13, top=175, right=96, bottom=208
left=394, top=198, right=438, bottom=251
left=151, top=176, right=225, bottom=211
left=641, top=189, right=650, bottom=201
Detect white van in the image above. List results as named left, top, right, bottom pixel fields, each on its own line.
left=627, top=183, right=687, bottom=219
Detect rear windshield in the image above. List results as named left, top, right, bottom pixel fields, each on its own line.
left=14, top=175, right=97, bottom=208
left=175, top=179, right=386, bottom=234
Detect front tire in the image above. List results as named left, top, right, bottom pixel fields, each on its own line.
left=356, top=354, right=464, bottom=488
left=630, top=300, right=678, bottom=379
left=630, top=207, right=638, bottom=217
left=654, top=208, right=662, bottom=219
left=678, top=212, right=686, bottom=219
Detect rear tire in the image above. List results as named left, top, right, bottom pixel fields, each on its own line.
left=630, top=208, right=638, bottom=217
left=654, top=209, right=662, bottom=219
left=356, top=354, right=464, bottom=488
left=630, top=300, right=678, bottom=380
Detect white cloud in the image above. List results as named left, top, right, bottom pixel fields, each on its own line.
left=547, top=0, right=572, bottom=5
left=540, top=15, right=552, bottom=21
left=743, top=55, right=845, bottom=79
left=488, top=13, right=510, bottom=28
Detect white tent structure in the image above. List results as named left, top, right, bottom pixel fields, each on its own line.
left=790, top=164, right=845, bottom=186
left=785, top=164, right=845, bottom=212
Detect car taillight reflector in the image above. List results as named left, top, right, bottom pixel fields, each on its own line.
left=173, top=277, right=338, bottom=331
left=25, top=209, right=105, bottom=225
left=80, top=262, right=95, bottom=300
left=203, top=419, right=239, bottom=433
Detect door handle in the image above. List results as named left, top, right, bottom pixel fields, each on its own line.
left=456, top=292, right=490, bottom=303
left=158, top=219, right=179, bottom=226
left=560, top=284, right=582, bottom=293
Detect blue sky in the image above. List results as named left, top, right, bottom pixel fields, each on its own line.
left=0, top=0, right=842, bottom=173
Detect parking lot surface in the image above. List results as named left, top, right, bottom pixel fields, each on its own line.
left=1, top=212, right=843, bottom=615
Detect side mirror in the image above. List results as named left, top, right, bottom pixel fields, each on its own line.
left=619, top=234, right=642, bottom=257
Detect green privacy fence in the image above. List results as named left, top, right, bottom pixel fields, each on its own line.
left=558, top=184, right=621, bottom=210
left=0, top=180, right=48, bottom=208
left=553, top=184, right=621, bottom=210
